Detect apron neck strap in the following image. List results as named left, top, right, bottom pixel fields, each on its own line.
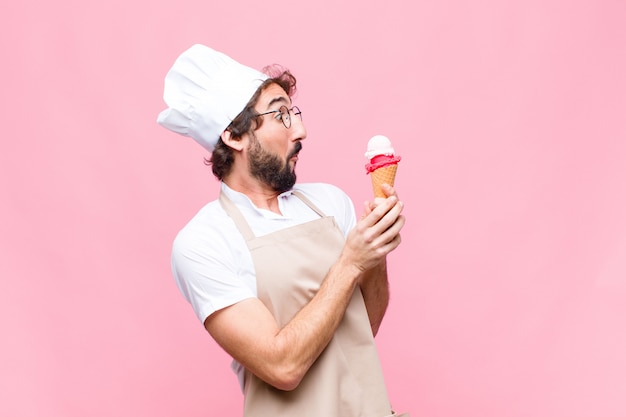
left=219, top=189, right=328, bottom=241
left=219, top=191, right=256, bottom=241
left=291, top=191, right=326, bottom=217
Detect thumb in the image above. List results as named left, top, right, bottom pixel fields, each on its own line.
left=361, top=200, right=373, bottom=220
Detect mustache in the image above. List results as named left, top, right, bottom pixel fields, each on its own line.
left=288, top=141, right=303, bottom=159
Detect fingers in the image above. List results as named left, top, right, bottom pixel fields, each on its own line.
left=376, top=213, right=405, bottom=251
left=362, top=184, right=400, bottom=216
left=350, top=210, right=404, bottom=271
left=348, top=187, right=405, bottom=271
left=361, top=195, right=403, bottom=229
left=360, top=197, right=405, bottom=252
left=380, top=183, right=398, bottom=199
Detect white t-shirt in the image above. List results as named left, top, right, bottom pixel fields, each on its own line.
left=171, top=181, right=357, bottom=324
left=171, top=182, right=357, bottom=389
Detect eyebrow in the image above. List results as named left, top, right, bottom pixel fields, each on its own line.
left=266, top=96, right=289, bottom=109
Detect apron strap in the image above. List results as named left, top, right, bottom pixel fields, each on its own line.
left=219, top=191, right=256, bottom=241
left=291, top=190, right=326, bottom=217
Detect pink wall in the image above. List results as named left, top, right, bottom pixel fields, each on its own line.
left=2, top=0, right=625, bottom=416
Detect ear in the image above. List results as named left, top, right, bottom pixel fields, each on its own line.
left=220, top=129, right=246, bottom=152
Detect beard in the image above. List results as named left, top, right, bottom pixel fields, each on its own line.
left=248, top=134, right=302, bottom=193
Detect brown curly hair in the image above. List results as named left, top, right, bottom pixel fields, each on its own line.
left=205, top=67, right=297, bottom=180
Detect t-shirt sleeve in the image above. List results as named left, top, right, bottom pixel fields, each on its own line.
left=171, top=215, right=256, bottom=325
left=338, top=189, right=357, bottom=236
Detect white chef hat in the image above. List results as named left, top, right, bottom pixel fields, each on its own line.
left=157, top=44, right=268, bottom=152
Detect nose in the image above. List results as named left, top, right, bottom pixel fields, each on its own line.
left=289, top=111, right=306, bottom=141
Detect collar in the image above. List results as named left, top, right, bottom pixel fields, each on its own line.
left=221, top=182, right=294, bottom=219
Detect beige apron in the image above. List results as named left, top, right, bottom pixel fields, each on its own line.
left=220, top=191, right=408, bottom=417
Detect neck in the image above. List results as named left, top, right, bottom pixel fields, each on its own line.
left=223, top=177, right=283, bottom=214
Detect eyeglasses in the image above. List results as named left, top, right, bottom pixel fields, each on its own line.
left=257, top=105, right=302, bottom=129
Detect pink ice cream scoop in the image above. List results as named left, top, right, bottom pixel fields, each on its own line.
left=364, top=135, right=401, bottom=197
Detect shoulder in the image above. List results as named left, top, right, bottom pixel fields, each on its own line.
left=170, top=199, right=256, bottom=323
left=172, top=200, right=242, bottom=262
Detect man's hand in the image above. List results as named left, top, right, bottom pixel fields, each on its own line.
left=362, top=183, right=401, bottom=217
left=351, top=183, right=405, bottom=334
left=342, top=183, right=405, bottom=275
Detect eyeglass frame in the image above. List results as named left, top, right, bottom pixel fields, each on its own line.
left=256, top=105, right=302, bottom=129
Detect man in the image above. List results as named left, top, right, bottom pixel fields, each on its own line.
left=158, top=44, right=407, bottom=417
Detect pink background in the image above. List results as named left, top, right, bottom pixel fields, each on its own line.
left=2, top=0, right=625, bottom=416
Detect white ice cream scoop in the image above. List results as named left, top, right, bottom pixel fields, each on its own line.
left=364, top=135, right=396, bottom=159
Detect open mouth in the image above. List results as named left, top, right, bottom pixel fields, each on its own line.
left=289, top=142, right=303, bottom=161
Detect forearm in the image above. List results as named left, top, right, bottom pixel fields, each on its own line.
left=272, top=256, right=362, bottom=387
left=211, top=256, right=363, bottom=391
left=359, top=258, right=390, bottom=336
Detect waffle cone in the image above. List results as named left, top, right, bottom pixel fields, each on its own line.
left=370, top=164, right=398, bottom=197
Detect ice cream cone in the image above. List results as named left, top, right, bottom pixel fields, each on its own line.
left=365, top=135, right=400, bottom=198
left=370, top=164, right=398, bottom=198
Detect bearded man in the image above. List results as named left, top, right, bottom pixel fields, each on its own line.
left=158, top=44, right=407, bottom=417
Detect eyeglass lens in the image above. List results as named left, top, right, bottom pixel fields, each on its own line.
left=280, top=106, right=302, bottom=129
left=279, top=106, right=291, bottom=129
